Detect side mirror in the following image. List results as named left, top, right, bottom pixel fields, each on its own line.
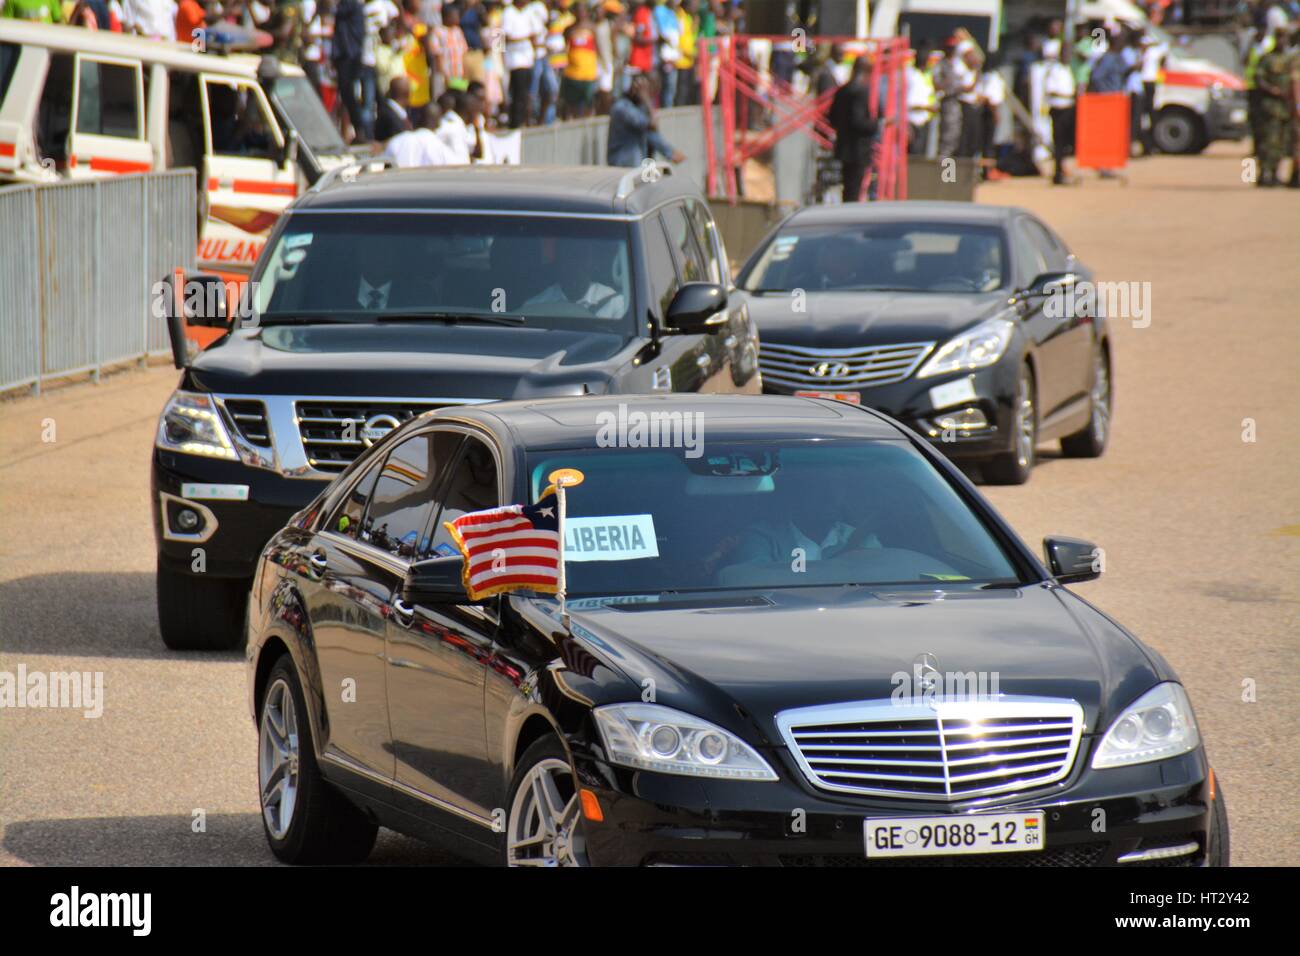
left=279, top=128, right=299, bottom=170
left=402, top=556, right=481, bottom=606
left=1043, top=535, right=1102, bottom=584
left=158, top=270, right=237, bottom=369
left=1024, top=271, right=1078, bottom=298
left=665, top=281, right=728, bottom=334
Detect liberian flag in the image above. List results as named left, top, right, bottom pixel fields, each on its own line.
left=444, top=490, right=561, bottom=600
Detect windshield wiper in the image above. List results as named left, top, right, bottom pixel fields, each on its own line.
left=257, top=313, right=358, bottom=325
left=372, top=311, right=527, bottom=327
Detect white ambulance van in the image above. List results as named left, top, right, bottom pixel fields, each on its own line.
left=0, top=20, right=355, bottom=273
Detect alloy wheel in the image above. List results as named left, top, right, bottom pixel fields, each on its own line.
left=259, top=678, right=300, bottom=841
left=1015, top=374, right=1036, bottom=469
left=506, top=757, right=586, bottom=867
left=1090, top=355, right=1111, bottom=446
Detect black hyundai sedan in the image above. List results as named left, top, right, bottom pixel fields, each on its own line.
left=246, top=395, right=1225, bottom=867
left=736, top=202, right=1112, bottom=484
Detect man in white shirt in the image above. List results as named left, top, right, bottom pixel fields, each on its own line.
left=1042, top=39, right=1076, bottom=185
left=384, top=105, right=459, bottom=167
left=522, top=244, right=626, bottom=319
left=503, top=0, right=538, bottom=127
left=905, top=50, right=937, bottom=155
left=1137, top=33, right=1165, bottom=155
left=434, top=91, right=474, bottom=164
left=123, top=0, right=177, bottom=40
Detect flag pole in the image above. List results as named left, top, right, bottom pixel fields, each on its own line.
left=556, top=479, right=569, bottom=628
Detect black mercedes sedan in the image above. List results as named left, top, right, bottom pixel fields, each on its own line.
left=736, top=202, right=1112, bottom=484
left=246, top=394, right=1225, bottom=867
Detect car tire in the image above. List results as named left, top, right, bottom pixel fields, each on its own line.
left=1206, top=776, right=1230, bottom=866
left=1060, top=348, right=1112, bottom=458
left=258, top=655, right=378, bottom=865
left=1153, top=107, right=1206, bottom=155
left=156, top=558, right=248, bottom=651
left=983, top=365, right=1037, bottom=486
left=503, top=734, right=588, bottom=867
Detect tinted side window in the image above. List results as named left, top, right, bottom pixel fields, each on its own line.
left=330, top=458, right=382, bottom=540
left=365, top=432, right=463, bottom=560
left=0, top=43, right=19, bottom=107
left=662, top=204, right=707, bottom=284
left=644, top=216, right=679, bottom=321
left=76, top=60, right=141, bottom=138
left=686, top=199, right=724, bottom=284
left=38, top=54, right=75, bottom=162
left=1022, top=218, right=1068, bottom=272
left=428, top=437, right=501, bottom=556
left=1013, top=220, right=1048, bottom=286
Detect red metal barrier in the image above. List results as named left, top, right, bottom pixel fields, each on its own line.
left=698, top=35, right=910, bottom=203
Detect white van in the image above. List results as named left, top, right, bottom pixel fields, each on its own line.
left=0, top=21, right=355, bottom=272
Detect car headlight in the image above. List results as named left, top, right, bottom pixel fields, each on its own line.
left=593, top=703, right=778, bottom=780
left=1092, top=682, right=1201, bottom=769
left=916, top=318, right=1015, bottom=378
left=156, top=390, right=238, bottom=460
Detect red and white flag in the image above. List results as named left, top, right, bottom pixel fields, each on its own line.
left=444, top=490, right=561, bottom=600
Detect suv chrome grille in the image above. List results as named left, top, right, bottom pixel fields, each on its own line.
left=222, top=399, right=270, bottom=446
left=758, top=341, right=933, bottom=390
left=295, top=400, right=448, bottom=472
left=777, top=699, right=1084, bottom=801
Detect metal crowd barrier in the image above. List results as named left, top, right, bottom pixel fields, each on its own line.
left=0, top=169, right=196, bottom=395
left=520, top=106, right=707, bottom=193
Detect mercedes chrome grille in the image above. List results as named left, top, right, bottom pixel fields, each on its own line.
left=777, top=698, right=1085, bottom=801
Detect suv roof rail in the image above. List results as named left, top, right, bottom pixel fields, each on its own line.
left=309, top=157, right=397, bottom=194
left=615, top=163, right=673, bottom=200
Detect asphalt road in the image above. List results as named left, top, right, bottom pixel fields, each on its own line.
left=1, top=144, right=1296, bottom=866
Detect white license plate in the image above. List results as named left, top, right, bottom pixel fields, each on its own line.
left=1229, top=108, right=1247, bottom=124
left=928, top=377, right=977, bottom=410
left=864, top=811, right=1045, bottom=858
left=182, top=482, right=249, bottom=501
left=794, top=390, right=860, bottom=404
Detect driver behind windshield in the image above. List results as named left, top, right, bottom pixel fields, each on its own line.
left=725, top=474, right=882, bottom=567
left=522, top=240, right=626, bottom=318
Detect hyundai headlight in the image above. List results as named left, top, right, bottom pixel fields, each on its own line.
left=1092, top=682, right=1201, bottom=769
left=593, top=703, right=778, bottom=780
left=917, top=318, right=1015, bottom=379
left=156, top=390, right=238, bottom=460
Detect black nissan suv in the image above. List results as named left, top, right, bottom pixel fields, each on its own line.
left=152, top=163, right=758, bottom=650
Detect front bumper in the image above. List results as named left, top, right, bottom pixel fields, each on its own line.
left=576, top=746, right=1212, bottom=867
left=1206, top=93, right=1249, bottom=141
left=152, top=448, right=328, bottom=580
left=761, top=359, right=1020, bottom=463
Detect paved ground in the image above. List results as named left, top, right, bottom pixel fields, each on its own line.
left=1, top=144, right=1296, bottom=866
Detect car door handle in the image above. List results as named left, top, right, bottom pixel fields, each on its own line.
left=307, top=551, right=327, bottom=573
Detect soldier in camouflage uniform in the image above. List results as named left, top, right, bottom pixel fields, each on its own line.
left=1254, top=33, right=1295, bottom=187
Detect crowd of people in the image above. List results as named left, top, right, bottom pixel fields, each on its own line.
left=0, top=0, right=741, bottom=140
left=6, top=0, right=1298, bottom=189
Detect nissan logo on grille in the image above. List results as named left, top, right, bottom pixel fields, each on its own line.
left=809, top=361, right=851, bottom=378
left=361, top=414, right=401, bottom=446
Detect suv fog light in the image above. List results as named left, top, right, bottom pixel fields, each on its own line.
left=934, top=407, right=988, bottom=431
left=175, top=508, right=202, bottom=532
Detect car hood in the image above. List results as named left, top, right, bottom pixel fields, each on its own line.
left=560, top=584, right=1159, bottom=744
left=740, top=290, right=1010, bottom=348
left=187, top=322, right=633, bottom=397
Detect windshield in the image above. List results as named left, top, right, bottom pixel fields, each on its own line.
left=740, top=222, right=1009, bottom=294
left=252, top=212, right=635, bottom=332
left=269, top=76, right=347, bottom=155
left=526, top=440, right=1022, bottom=597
